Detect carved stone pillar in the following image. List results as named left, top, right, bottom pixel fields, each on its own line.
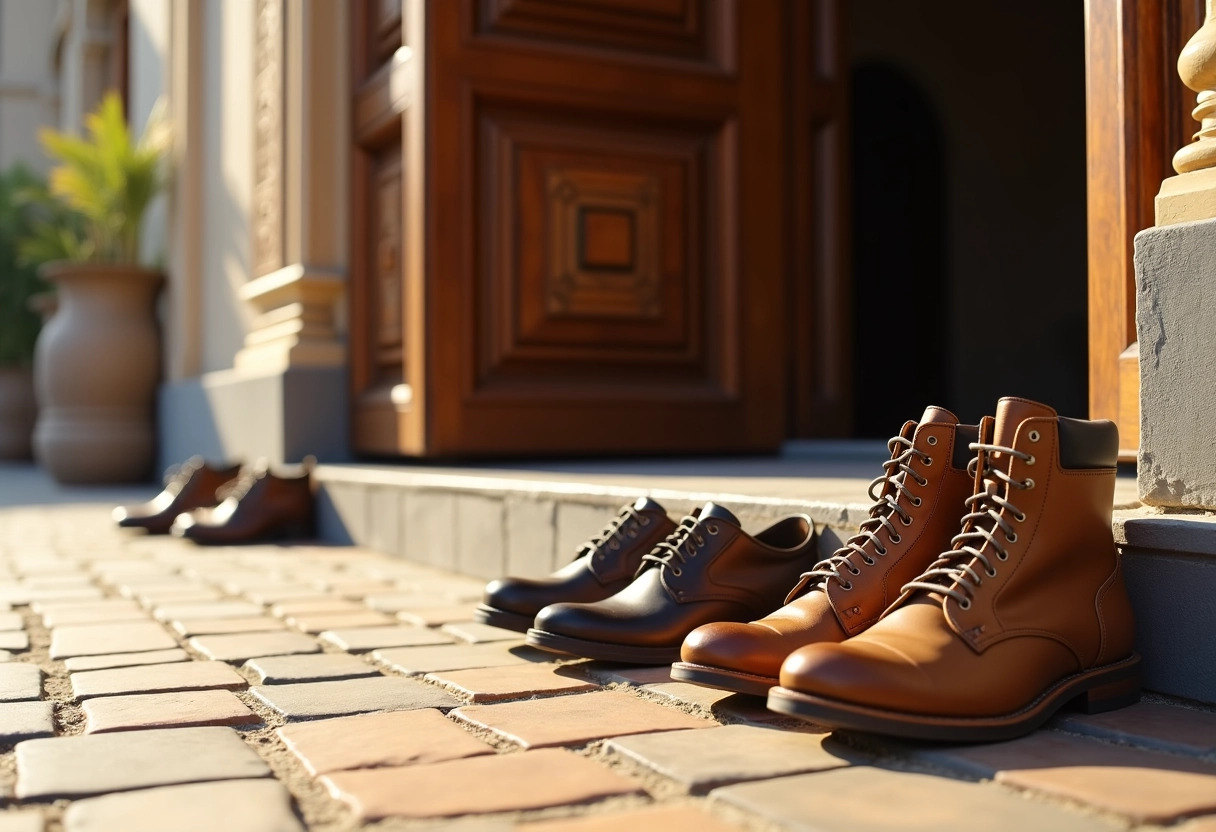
left=1156, top=0, right=1216, bottom=224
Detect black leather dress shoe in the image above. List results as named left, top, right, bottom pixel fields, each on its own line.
left=525, top=503, right=817, bottom=664
left=474, top=497, right=676, bottom=633
left=113, top=457, right=242, bottom=535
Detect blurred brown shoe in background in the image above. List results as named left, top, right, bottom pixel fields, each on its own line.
left=113, top=457, right=242, bottom=535
left=172, top=457, right=315, bottom=545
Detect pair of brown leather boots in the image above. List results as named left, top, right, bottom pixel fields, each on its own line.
left=113, top=456, right=316, bottom=545
left=676, top=397, right=1140, bottom=741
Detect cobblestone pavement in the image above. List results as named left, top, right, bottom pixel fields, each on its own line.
left=1, top=499, right=1215, bottom=831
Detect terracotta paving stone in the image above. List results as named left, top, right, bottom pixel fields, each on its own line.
left=15, top=726, right=271, bottom=798
left=70, top=660, right=247, bottom=699
left=153, top=601, right=264, bottom=622
left=425, top=663, right=599, bottom=703
left=453, top=690, right=712, bottom=748
left=516, top=805, right=745, bottom=832
left=710, top=765, right=1117, bottom=832
left=318, top=625, right=452, bottom=652
left=373, top=643, right=551, bottom=675
left=170, top=616, right=286, bottom=637
left=82, top=689, right=260, bottom=733
left=243, top=653, right=378, bottom=684
left=0, top=632, right=29, bottom=651
left=277, top=708, right=494, bottom=775
left=441, top=621, right=522, bottom=644
left=0, top=664, right=42, bottom=701
left=286, top=611, right=396, bottom=633
left=0, top=612, right=23, bottom=631
left=0, top=811, right=44, bottom=832
left=0, top=702, right=55, bottom=741
left=188, top=631, right=320, bottom=663
left=320, top=748, right=641, bottom=821
left=42, top=607, right=149, bottom=627
left=918, top=730, right=1216, bottom=824
left=271, top=598, right=366, bottom=617
left=251, top=676, right=459, bottom=720
left=584, top=664, right=674, bottom=686
left=62, top=779, right=303, bottom=832
left=50, top=622, right=177, bottom=659
left=1052, top=701, right=1216, bottom=757
left=1179, top=817, right=1216, bottom=832
left=606, top=724, right=852, bottom=793
left=396, top=604, right=481, bottom=626
left=63, top=649, right=190, bottom=672
left=364, top=593, right=467, bottom=613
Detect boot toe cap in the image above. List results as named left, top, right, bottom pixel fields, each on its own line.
left=484, top=577, right=553, bottom=617
left=681, top=621, right=792, bottom=679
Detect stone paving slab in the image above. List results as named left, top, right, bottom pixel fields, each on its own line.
left=318, top=625, right=452, bottom=652
left=0, top=632, right=29, bottom=651
left=0, top=664, right=42, bottom=702
left=286, top=611, right=396, bottom=633
left=82, top=689, right=260, bottom=733
left=516, top=805, right=746, bottom=832
left=42, top=608, right=149, bottom=627
left=188, top=632, right=321, bottom=662
left=70, top=660, right=247, bottom=699
left=50, top=622, right=177, bottom=659
left=63, top=649, right=190, bottom=672
left=453, top=690, right=712, bottom=748
left=251, top=676, right=460, bottom=720
left=243, top=653, right=379, bottom=684
left=0, top=650, right=12, bottom=661
left=918, top=731, right=1216, bottom=824
left=606, top=724, right=853, bottom=793
left=61, top=779, right=303, bottom=832
left=170, top=616, right=287, bottom=637
left=712, top=765, right=1119, bottom=832
left=373, top=643, right=549, bottom=675
left=244, top=588, right=332, bottom=606
left=425, top=663, right=599, bottom=703
left=396, top=604, right=481, bottom=626
left=153, top=601, right=264, bottom=622
left=271, top=599, right=367, bottom=617
left=0, top=812, right=43, bottom=832
left=441, top=621, right=523, bottom=644
left=0, top=701, right=55, bottom=742
left=277, top=708, right=495, bottom=775
left=0, top=612, right=24, bottom=631
left=15, top=726, right=271, bottom=798
left=320, top=748, right=642, bottom=821
left=1052, top=701, right=1216, bottom=757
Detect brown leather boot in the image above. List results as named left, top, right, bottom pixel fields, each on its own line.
left=474, top=498, right=677, bottom=632
left=769, top=397, right=1140, bottom=741
left=171, top=458, right=315, bottom=545
left=672, top=407, right=977, bottom=695
left=113, top=457, right=242, bottom=535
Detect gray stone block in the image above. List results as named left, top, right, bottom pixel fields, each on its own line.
left=1135, top=219, right=1216, bottom=508
left=316, top=481, right=366, bottom=546
left=454, top=495, right=505, bottom=580
left=366, top=486, right=402, bottom=556
left=402, top=491, right=456, bottom=570
left=554, top=503, right=614, bottom=571
left=504, top=497, right=555, bottom=578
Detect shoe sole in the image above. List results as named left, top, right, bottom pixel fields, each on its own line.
left=669, top=661, right=776, bottom=697
left=766, top=653, right=1142, bottom=742
left=472, top=604, right=534, bottom=634
left=526, top=628, right=681, bottom=665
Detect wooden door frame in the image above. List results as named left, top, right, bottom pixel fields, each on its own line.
left=1085, top=0, right=1201, bottom=458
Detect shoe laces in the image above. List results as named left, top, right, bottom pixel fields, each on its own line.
left=637, top=513, right=715, bottom=578
left=163, top=457, right=204, bottom=492
left=901, top=441, right=1036, bottom=609
left=579, top=504, right=651, bottom=559
left=216, top=467, right=267, bottom=503
left=792, top=434, right=930, bottom=595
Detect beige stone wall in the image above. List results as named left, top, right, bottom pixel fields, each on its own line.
left=0, top=1, right=60, bottom=173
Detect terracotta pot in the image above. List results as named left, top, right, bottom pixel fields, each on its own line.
left=33, top=262, right=163, bottom=484
left=0, top=366, right=36, bottom=460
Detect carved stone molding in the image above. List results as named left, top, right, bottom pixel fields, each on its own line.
left=235, top=264, right=346, bottom=372
left=253, top=0, right=285, bottom=278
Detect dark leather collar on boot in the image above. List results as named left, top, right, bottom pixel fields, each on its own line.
left=525, top=503, right=816, bottom=664
left=113, top=457, right=242, bottom=535
left=474, top=497, right=676, bottom=632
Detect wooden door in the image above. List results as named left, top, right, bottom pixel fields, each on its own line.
left=350, top=0, right=825, bottom=457
left=1085, top=0, right=1203, bottom=459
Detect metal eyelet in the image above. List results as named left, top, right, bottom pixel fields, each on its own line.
left=1006, top=531, right=1017, bottom=543
left=609, top=540, right=620, bottom=550
left=927, top=436, right=938, bottom=446
left=1015, top=512, right=1027, bottom=523
left=889, top=533, right=902, bottom=544
left=707, top=523, right=719, bottom=535
left=848, top=566, right=860, bottom=575
left=1028, top=430, right=1041, bottom=442
left=911, top=496, right=922, bottom=507
left=639, top=517, right=651, bottom=526
left=958, top=598, right=971, bottom=610
left=1024, top=478, right=1035, bottom=490
left=997, top=551, right=1008, bottom=561
left=986, top=568, right=997, bottom=578
left=1025, top=455, right=1035, bottom=466
left=840, top=581, right=853, bottom=591
left=671, top=567, right=682, bottom=577
left=901, top=515, right=913, bottom=526
left=862, top=557, right=875, bottom=566
left=876, top=546, right=888, bottom=556
left=627, top=529, right=638, bottom=538
left=923, top=457, right=933, bottom=466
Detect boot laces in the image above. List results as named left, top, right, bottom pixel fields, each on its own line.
left=794, top=434, right=930, bottom=594
left=902, top=441, right=1035, bottom=609
left=579, top=504, right=651, bottom=559
left=637, top=514, right=713, bottom=578
left=216, top=468, right=267, bottom=503
left=163, top=457, right=204, bottom=492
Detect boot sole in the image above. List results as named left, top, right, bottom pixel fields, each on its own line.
left=766, top=653, right=1141, bottom=742
left=669, top=661, right=776, bottom=697
left=526, top=628, right=681, bottom=665
left=472, top=605, right=535, bottom=634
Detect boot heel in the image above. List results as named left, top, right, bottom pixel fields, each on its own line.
left=1074, top=675, right=1140, bottom=715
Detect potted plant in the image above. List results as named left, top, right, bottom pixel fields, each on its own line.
left=24, top=92, right=169, bottom=483
left=0, top=165, right=48, bottom=459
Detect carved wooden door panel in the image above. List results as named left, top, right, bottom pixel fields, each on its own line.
left=351, top=0, right=801, bottom=456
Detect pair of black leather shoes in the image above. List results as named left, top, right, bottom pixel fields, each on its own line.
left=475, top=498, right=817, bottom=664
left=113, top=457, right=315, bottom=545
